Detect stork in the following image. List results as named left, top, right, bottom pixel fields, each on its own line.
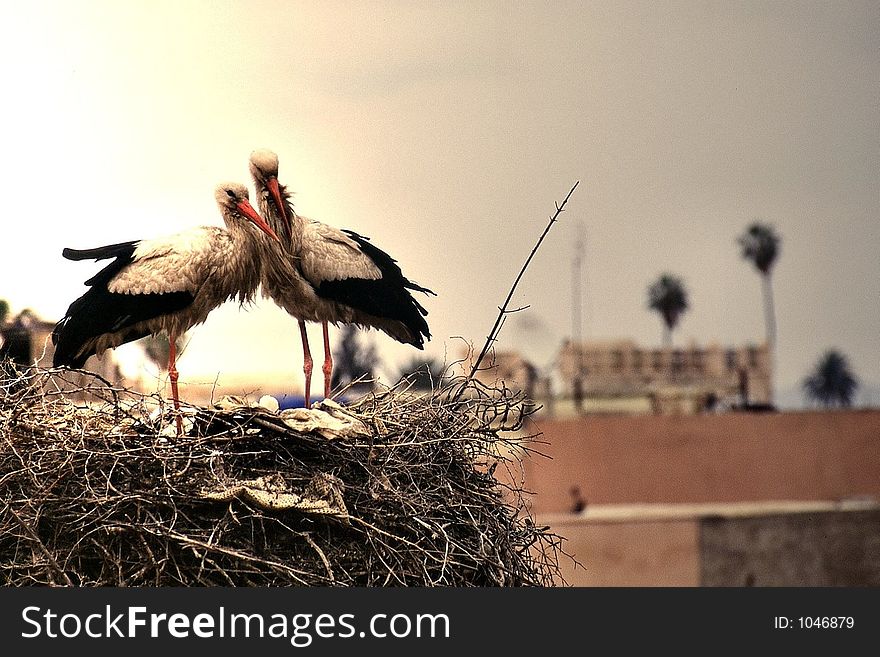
left=52, top=182, right=279, bottom=434
left=248, top=149, right=434, bottom=405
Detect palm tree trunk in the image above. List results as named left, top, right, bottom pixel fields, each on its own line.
left=663, top=324, right=672, bottom=349
left=762, top=273, right=776, bottom=404
left=762, top=273, right=776, bottom=349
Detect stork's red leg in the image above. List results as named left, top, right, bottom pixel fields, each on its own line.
left=299, top=320, right=313, bottom=408
left=322, top=321, right=333, bottom=399
left=167, top=333, right=183, bottom=436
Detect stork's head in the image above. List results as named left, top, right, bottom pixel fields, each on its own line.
left=215, top=182, right=280, bottom=242
left=249, top=149, right=287, bottom=223
left=249, top=149, right=279, bottom=180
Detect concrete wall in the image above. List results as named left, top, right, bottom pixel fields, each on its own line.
left=522, top=410, right=880, bottom=514
left=699, top=509, right=880, bottom=586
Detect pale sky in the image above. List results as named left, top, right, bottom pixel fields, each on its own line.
left=2, top=1, right=878, bottom=406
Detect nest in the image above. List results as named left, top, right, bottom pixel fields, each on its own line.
left=0, top=366, right=565, bottom=586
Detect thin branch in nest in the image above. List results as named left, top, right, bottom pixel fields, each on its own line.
left=4, top=503, right=73, bottom=586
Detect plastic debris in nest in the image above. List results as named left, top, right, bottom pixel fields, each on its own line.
left=200, top=472, right=349, bottom=520
left=210, top=395, right=372, bottom=441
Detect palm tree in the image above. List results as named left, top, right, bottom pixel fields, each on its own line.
left=647, top=273, right=689, bottom=347
left=738, top=222, right=780, bottom=349
left=803, top=350, right=859, bottom=408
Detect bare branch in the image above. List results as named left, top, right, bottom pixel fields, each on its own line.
left=455, top=181, right=580, bottom=399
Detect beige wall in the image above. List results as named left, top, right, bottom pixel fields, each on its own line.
left=521, top=410, right=880, bottom=514
left=548, top=515, right=700, bottom=587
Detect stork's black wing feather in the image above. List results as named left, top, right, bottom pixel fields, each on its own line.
left=341, top=230, right=436, bottom=296
left=63, top=241, right=142, bottom=287
left=315, top=230, right=433, bottom=348
left=62, top=241, right=140, bottom=261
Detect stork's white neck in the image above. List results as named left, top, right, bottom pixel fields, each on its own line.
left=255, top=182, right=303, bottom=255
left=217, top=210, right=267, bottom=304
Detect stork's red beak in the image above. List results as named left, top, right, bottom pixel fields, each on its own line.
left=238, top=199, right=281, bottom=242
left=267, top=177, right=288, bottom=223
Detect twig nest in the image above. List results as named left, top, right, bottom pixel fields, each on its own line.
left=1, top=368, right=566, bottom=587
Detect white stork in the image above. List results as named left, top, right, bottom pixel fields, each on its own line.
left=248, top=149, right=434, bottom=405
left=52, top=182, right=279, bottom=434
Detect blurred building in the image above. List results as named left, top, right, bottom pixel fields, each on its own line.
left=0, top=309, right=125, bottom=394
left=557, top=339, right=772, bottom=415
left=470, top=349, right=556, bottom=407
left=470, top=350, right=538, bottom=394
left=1, top=309, right=57, bottom=368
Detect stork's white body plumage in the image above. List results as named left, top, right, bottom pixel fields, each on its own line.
left=249, top=149, right=434, bottom=405
left=53, top=183, right=278, bottom=433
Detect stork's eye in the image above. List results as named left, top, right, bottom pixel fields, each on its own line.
left=225, top=189, right=236, bottom=199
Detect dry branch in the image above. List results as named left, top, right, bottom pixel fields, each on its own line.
left=457, top=181, right=580, bottom=399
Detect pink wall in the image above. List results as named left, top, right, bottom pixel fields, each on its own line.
left=522, top=410, right=880, bottom=514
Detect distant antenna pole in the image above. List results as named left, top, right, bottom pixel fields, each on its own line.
left=572, top=224, right=585, bottom=344
left=572, top=223, right=586, bottom=413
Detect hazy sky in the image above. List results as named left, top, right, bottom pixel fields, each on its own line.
left=2, top=1, right=877, bottom=405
